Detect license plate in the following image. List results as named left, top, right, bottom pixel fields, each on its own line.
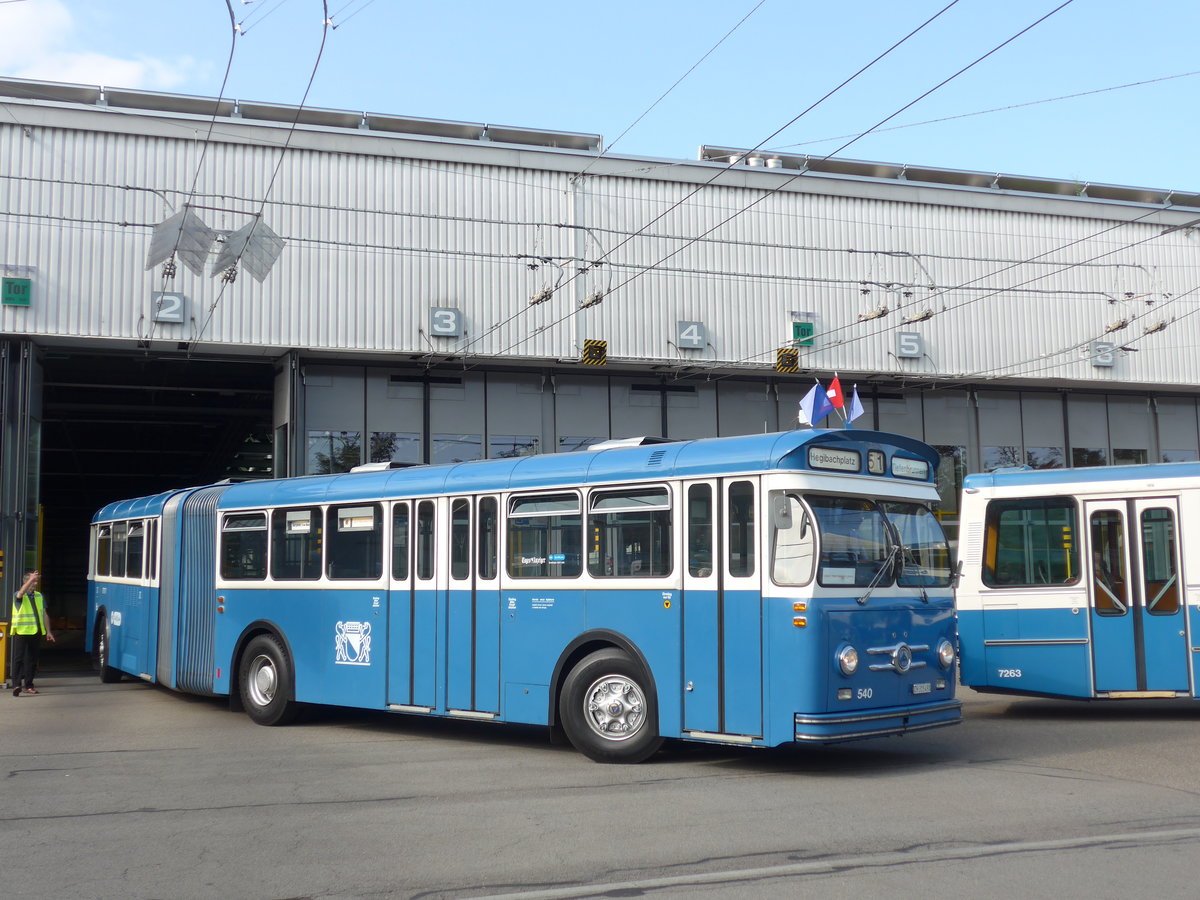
left=911, top=682, right=932, bottom=695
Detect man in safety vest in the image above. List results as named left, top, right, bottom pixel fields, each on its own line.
left=10, top=570, right=54, bottom=697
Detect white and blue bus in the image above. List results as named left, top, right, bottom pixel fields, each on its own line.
left=86, top=429, right=960, bottom=763
left=957, top=462, right=1200, bottom=700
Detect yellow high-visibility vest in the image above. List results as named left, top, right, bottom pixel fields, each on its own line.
left=11, top=591, right=47, bottom=636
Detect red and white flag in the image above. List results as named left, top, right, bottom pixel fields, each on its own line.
left=826, top=375, right=845, bottom=409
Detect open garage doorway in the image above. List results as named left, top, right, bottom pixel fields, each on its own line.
left=38, top=351, right=275, bottom=640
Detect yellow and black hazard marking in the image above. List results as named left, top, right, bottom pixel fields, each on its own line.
left=582, top=339, right=608, bottom=366
left=775, top=348, right=799, bottom=373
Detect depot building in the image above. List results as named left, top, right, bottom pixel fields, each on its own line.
left=3, top=76, right=1199, bottom=626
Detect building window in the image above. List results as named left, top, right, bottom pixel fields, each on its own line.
left=490, top=434, right=540, bottom=459
left=1071, top=448, right=1108, bottom=467
left=308, top=430, right=361, bottom=474
left=1113, top=448, right=1148, bottom=466
left=1025, top=447, right=1064, bottom=469
left=433, top=434, right=482, bottom=464
left=371, top=432, right=421, bottom=465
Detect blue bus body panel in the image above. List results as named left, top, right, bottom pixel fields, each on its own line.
left=721, top=589, right=764, bottom=737
left=957, top=607, right=1093, bottom=697
left=682, top=588, right=720, bottom=734
left=582, top=588, right=684, bottom=736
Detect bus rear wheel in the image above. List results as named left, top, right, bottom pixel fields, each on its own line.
left=96, top=619, right=122, bottom=684
left=239, top=635, right=301, bottom=726
left=560, top=648, right=663, bottom=763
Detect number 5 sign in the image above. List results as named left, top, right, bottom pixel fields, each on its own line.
left=896, top=332, right=924, bottom=359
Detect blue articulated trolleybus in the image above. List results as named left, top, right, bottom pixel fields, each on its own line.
left=87, top=429, right=960, bottom=763
left=957, top=462, right=1200, bottom=700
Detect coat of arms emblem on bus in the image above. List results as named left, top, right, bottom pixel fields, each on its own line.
left=335, top=621, right=372, bottom=666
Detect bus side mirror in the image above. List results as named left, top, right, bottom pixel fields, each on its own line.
left=771, top=495, right=792, bottom=530
left=771, top=495, right=809, bottom=538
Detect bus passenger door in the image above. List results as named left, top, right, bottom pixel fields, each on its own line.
left=1087, top=498, right=1189, bottom=693
left=445, top=495, right=501, bottom=714
left=387, top=499, right=439, bottom=711
left=682, top=478, right=763, bottom=738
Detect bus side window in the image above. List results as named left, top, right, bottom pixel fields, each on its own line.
left=221, top=512, right=268, bottom=580
left=96, top=524, right=112, bottom=578
left=1141, top=507, right=1179, bottom=615
left=417, top=500, right=435, bottom=581
left=327, top=504, right=382, bottom=580
left=688, top=484, right=713, bottom=578
left=587, top=487, right=671, bottom=577
left=272, top=508, right=323, bottom=580
left=392, top=502, right=410, bottom=580
left=451, top=498, right=471, bottom=581
left=771, top=493, right=814, bottom=586
left=1089, top=510, right=1127, bottom=615
left=147, top=519, right=158, bottom=582
left=478, top=497, right=498, bottom=580
left=127, top=522, right=145, bottom=579
left=507, top=493, right=582, bottom=578
left=111, top=522, right=128, bottom=578
left=728, top=481, right=755, bottom=577
left=982, top=498, right=1078, bottom=587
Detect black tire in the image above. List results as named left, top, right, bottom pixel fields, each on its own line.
left=96, top=618, right=122, bottom=684
left=238, top=634, right=301, bottom=726
left=559, top=648, right=663, bottom=764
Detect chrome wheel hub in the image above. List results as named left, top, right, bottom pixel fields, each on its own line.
left=247, top=655, right=278, bottom=707
left=583, top=674, right=646, bottom=742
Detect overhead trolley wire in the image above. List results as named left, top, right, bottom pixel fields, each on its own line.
left=768, top=69, right=1200, bottom=154
left=571, top=0, right=769, bottom=181
left=192, top=0, right=333, bottom=351
left=144, top=0, right=242, bottom=346
left=452, top=0, right=969, bottom=363
left=474, top=0, right=1078, bottom=365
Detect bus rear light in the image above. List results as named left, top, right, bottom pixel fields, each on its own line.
left=793, top=616, right=807, bottom=627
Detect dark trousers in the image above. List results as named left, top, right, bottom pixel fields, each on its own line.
left=10, top=633, right=41, bottom=689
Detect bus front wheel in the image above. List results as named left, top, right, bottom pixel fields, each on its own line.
left=560, top=648, right=663, bottom=764
left=96, top=620, right=122, bottom=684
left=239, top=635, right=301, bottom=726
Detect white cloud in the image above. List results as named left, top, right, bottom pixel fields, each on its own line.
left=0, top=0, right=196, bottom=89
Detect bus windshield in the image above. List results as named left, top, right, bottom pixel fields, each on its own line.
left=881, top=501, right=953, bottom=587
left=810, top=496, right=893, bottom=587
left=773, top=495, right=951, bottom=589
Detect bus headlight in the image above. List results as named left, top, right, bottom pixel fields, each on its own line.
left=937, top=638, right=956, bottom=669
left=836, top=644, right=859, bottom=676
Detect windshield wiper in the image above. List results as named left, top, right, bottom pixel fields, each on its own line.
left=857, top=543, right=899, bottom=606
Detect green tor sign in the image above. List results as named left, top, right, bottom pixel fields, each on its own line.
left=792, top=321, right=814, bottom=346
left=2, top=277, right=32, bottom=307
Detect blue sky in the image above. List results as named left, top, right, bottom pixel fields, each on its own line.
left=2, top=0, right=1198, bottom=191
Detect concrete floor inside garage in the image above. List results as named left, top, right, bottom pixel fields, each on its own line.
left=36, top=351, right=275, bottom=640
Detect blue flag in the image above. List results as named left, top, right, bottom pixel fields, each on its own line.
left=799, top=382, right=834, bottom=425
left=846, top=385, right=864, bottom=424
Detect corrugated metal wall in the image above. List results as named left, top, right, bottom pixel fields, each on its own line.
left=2, top=101, right=1198, bottom=389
